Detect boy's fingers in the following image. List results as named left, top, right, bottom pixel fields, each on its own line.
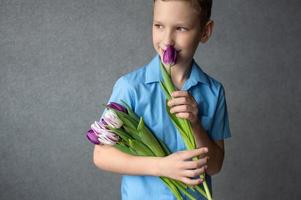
left=168, top=97, right=186, bottom=107
left=170, top=105, right=194, bottom=114
left=171, top=91, right=189, bottom=97
left=181, top=177, right=203, bottom=186
left=183, top=157, right=209, bottom=169
left=184, top=166, right=207, bottom=178
left=181, top=147, right=208, bottom=160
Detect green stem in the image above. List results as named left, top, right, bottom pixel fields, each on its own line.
left=194, top=185, right=208, bottom=199
left=202, top=178, right=213, bottom=200
left=191, top=156, right=213, bottom=200
left=161, top=177, right=184, bottom=200
left=171, top=180, right=196, bottom=200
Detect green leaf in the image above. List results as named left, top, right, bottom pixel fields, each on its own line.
left=136, top=127, right=166, bottom=157
left=120, top=114, right=138, bottom=130
left=174, top=180, right=188, bottom=190
left=178, top=119, right=195, bottom=149
left=120, top=100, right=140, bottom=122
left=161, top=177, right=184, bottom=200
left=166, top=100, right=195, bottom=150
left=194, top=185, right=208, bottom=200
left=114, top=144, right=135, bottom=155
left=160, top=81, right=171, bottom=99
left=108, top=127, right=132, bottom=141
left=157, top=138, right=170, bottom=155
left=128, top=139, right=154, bottom=156
left=186, top=122, right=196, bottom=149
left=165, top=98, right=197, bottom=149
left=129, top=147, right=137, bottom=155
left=137, top=117, right=145, bottom=132
left=160, top=61, right=176, bottom=95
left=165, top=101, right=186, bottom=135
left=170, top=179, right=196, bottom=200
left=123, top=125, right=143, bottom=142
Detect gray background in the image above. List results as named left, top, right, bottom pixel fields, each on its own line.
left=1, top=0, right=300, bottom=199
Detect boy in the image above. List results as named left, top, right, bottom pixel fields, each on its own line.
left=93, top=0, right=231, bottom=199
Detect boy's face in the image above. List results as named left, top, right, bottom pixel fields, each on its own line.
left=152, top=0, right=204, bottom=66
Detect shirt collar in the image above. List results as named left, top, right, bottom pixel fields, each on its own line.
left=145, top=54, right=209, bottom=89
left=145, top=54, right=162, bottom=84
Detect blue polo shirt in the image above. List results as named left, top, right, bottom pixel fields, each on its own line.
left=102, top=54, right=231, bottom=200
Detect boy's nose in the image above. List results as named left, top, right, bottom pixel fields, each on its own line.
left=163, top=29, right=175, bottom=47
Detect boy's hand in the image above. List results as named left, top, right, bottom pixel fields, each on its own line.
left=157, top=147, right=209, bottom=186
left=168, top=91, right=200, bottom=128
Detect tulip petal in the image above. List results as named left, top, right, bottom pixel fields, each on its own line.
left=107, top=102, right=128, bottom=113
left=163, top=45, right=178, bottom=66
left=102, top=109, right=123, bottom=128
left=86, top=129, right=100, bottom=145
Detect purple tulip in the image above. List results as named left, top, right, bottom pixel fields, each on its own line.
left=86, top=129, right=100, bottom=145
left=90, top=121, right=119, bottom=145
left=102, top=109, right=123, bottom=129
left=101, top=118, right=108, bottom=125
left=107, top=102, right=128, bottom=114
left=163, top=45, right=178, bottom=66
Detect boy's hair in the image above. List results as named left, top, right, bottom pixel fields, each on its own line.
left=153, top=0, right=212, bottom=27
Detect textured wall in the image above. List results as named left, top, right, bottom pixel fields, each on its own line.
left=1, top=0, right=300, bottom=199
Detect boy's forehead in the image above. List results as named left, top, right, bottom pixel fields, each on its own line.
left=153, top=1, right=200, bottom=24
left=153, top=0, right=199, bottom=13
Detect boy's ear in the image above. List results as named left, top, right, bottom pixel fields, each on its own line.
left=200, top=20, right=214, bottom=43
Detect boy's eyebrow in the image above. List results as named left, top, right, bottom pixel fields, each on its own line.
left=153, top=20, right=191, bottom=26
left=153, top=20, right=162, bottom=24
left=175, top=22, right=191, bottom=27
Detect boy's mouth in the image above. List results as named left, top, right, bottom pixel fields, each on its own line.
left=160, top=47, right=181, bottom=54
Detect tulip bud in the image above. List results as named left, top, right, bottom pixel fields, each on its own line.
left=102, top=109, right=123, bottom=129
left=86, top=129, right=100, bottom=145
left=107, top=102, right=128, bottom=113
left=163, top=45, right=178, bottom=66
left=90, top=121, right=119, bottom=145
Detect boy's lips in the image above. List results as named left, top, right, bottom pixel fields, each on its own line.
left=160, top=47, right=181, bottom=54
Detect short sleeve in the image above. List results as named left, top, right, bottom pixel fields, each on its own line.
left=209, top=85, right=231, bottom=140
left=99, top=76, right=134, bottom=120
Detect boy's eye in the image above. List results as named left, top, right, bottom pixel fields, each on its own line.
left=154, top=24, right=163, bottom=29
left=177, top=27, right=188, bottom=32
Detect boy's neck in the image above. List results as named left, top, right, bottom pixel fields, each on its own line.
left=168, top=59, right=193, bottom=90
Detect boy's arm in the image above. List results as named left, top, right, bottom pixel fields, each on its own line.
left=192, top=124, right=225, bottom=176
left=168, top=87, right=231, bottom=176
left=93, top=144, right=160, bottom=176
left=93, top=144, right=210, bottom=186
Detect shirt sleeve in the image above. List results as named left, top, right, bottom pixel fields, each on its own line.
left=209, top=85, right=231, bottom=140
left=99, top=76, right=134, bottom=120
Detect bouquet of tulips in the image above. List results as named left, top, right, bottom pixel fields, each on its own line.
left=160, top=45, right=213, bottom=200
left=86, top=101, right=208, bottom=200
